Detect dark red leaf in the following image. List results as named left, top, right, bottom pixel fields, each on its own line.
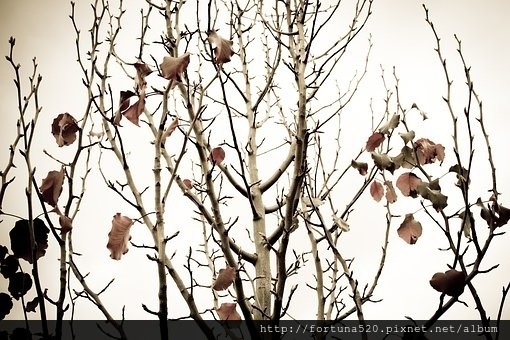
left=51, top=113, right=80, bottom=147
left=370, top=181, right=384, bottom=202
left=429, top=269, right=466, bottom=297
left=366, top=132, right=385, bottom=152
left=107, top=213, right=134, bottom=260
left=384, top=181, right=397, bottom=203
left=210, top=147, right=225, bottom=165
left=397, top=214, right=422, bottom=244
left=414, top=138, right=445, bottom=165
left=183, top=179, right=193, bottom=189
left=39, top=166, right=65, bottom=207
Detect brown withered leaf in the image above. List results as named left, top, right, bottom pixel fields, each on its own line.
left=122, top=91, right=146, bottom=126
left=396, top=172, right=422, bottom=198
left=207, top=31, right=234, bottom=64
left=52, top=113, right=80, bottom=147
left=210, top=146, right=226, bottom=165
left=216, top=302, right=241, bottom=328
left=161, top=117, right=179, bottom=145
left=366, top=132, right=385, bottom=152
left=107, top=214, right=134, bottom=260
left=399, top=130, right=415, bottom=145
left=370, top=181, right=384, bottom=202
left=212, top=266, right=236, bottom=291
left=58, top=214, right=73, bottom=235
left=414, top=138, right=445, bottom=165
left=429, top=269, right=466, bottom=297
left=160, top=53, right=191, bottom=82
left=397, top=214, right=422, bottom=244
left=40, top=166, right=65, bottom=207
left=393, top=146, right=417, bottom=169
left=351, top=160, right=368, bottom=176
left=134, top=62, right=153, bottom=80
left=384, top=181, right=397, bottom=203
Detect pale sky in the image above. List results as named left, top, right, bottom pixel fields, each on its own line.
left=1, top=0, right=509, bottom=322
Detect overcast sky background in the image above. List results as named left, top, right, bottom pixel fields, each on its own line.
left=1, top=0, right=509, bottom=322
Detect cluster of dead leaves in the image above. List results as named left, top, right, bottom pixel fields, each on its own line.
left=211, top=266, right=241, bottom=326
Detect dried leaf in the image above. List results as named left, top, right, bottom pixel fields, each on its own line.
left=302, top=196, right=324, bottom=207
left=429, top=269, right=466, bottom=297
left=379, top=114, right=400, bottom=134
left=39, top=166, right=65, bottom=207
left=384, top=181, right=397, bottom=203
left=399, top=130, right=415, bottom=145
left=26, top=297, right=39, bottom=313
left=122, top=92, right=146, bottom=126
left=58, top=214, right=73, bottom=235
left=51, top=113, right=80, bottom=147
left=396, top=172, right=422, bottom=198
left=161, top=117, right=179, bottom=145
left=107, top=214, right=134, bottom=260
left=332, top=214, right=350, bottom=232
left=183, top=179, right=193, bottom=189
left=366, top=132, right=385, bottom=152
left=8, top=272, right=32, bottom=300
left=0, top=293, right=13, bottom=320
left=459, top=210, right=474, bottom=239
left=160, top=52, right=191, bottom=82
left=393, top=146, right=417, bottom=169
left=213, top=266, right=236, bottom=291
left=210, top=146, right=226, bottom=165
left=134, top=61, right=153, bottom=85
left=351, top=160, right=368, bottom=176
left=216, top=302, right=242, bottom=328
left=370, top=181, right=384, bottom=202
left=416, top=183, right=448, bottom=211
left=397, top=214, right=422, bottom=244
left=0, top=255, right=19, bottom=279
left=371, top=152, right=396, bottom=173
left=414, top=138, right=445, bottom=165
left=207, top=31, right=234, bottom=64
left=9, top=219, right=49, bottom=264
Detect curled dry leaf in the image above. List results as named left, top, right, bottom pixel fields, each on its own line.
left=58, top=214, right=73, bottom=235
left=365, top=132, right=385, bottom=152
left=107, top=213, right=134, bottom=260
left=384, top=181, right=397, bottom=203
left=133, top=61, right=153, bottom=88
left=9, top=218, right=49, bottom=264
left=216, top=302, right=242, bottom=328
left=40, top=166, right=65, bottom=207
left=212, top=266, right=236, bottom=291
left=379, top=114, right=400, bottom=134
left=399, top=130, right=415, bottom=145
left=397, top=214, right=422, bottom=245
left=207, top=31, right=234, bottom=64
left=429, top=269, right=466, bottom=297
left=210, top=146, right=226, bottom=165
left=160, top=52, right=191, bottom=82
left=396, top=172, right=422, bottom=198
left=371, top=152, right=396, bottom=173
left=416, top=182, right=448, bottom=211
left=302, top=196, right=324, bottom=207
left=332, top=214, right=350, bottom=232
left=393, top=146, right=417, bottom=169
left=414, top=138, right=445, bottom=165
left=52, top=113, right=80, bottom=147
left=351, top=160, right=368, bottom=176
left=370, top=181, right=384, bottom=202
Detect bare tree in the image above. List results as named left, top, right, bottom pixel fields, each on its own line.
left=1, top=1, right=509, bottom=340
